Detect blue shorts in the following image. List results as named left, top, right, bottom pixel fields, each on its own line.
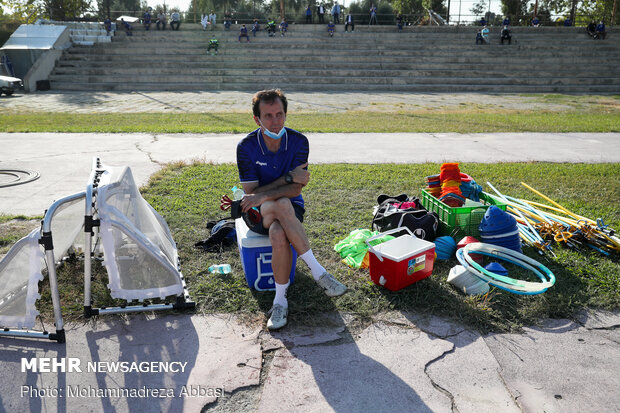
left=247, top=201, right=305, bottom=235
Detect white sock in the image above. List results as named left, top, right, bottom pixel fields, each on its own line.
left=273, top=281, right=289, bottom=308
left=299, top=250, right=326, bottom=280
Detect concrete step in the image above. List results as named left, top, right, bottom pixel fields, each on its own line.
left=48, top=81, right=620, bottom=94
left=51, top=66, right=616, bottom=78
left=48, top=73, right=618, bottom=86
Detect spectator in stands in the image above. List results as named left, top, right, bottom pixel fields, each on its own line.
left=252, top=19, right=260, bottom=36
left=532, top=16, right=540, bottom=27
left=476, top=28, right=484, bottom=44
left=157, top=11, right=167, bottom=30
left=344, top=12, right=354, bottom=32
left=239, top=24, right=250, bottom=42
left=503, top=16, right=510, bottom=26
left=280, top=19, right=289, bottom=36
left=596, top=21, right=606, bottom=39
left=143, top=10, right=152, bottom=31
left=209, top=11, right=216, bottom=30
left=237, top=89, right=347, bottom=330
left=480, top=17, right=487, bottom=26
left=306, top=5, right=313, bottom=24
left=327, top=21, right=335, bottom=37
left=332, top=2, right=341, bottom=24
left=370, top=4, right=378, bottom=25
left=207, top=36, right=219, bottom=55
left=267, top=19, right=277, bottom=36
left=224, top=10, right=232, bottom=30
left=170, top=11, right=181, bottom=30
left=500, top=25, right=512, bottom=44
left=121, top=18, right=133, bottom=36
left=201, top=14, right=209, bottom=30
left=563, top=18, right=572, bottom=26
left=587, top=21, right=597, bottom=37
left=480, top=25, right=490, bottom=44
left=104, top=17, right=112, bottom=35
left=396, top=14, right=403, bottom=32
left=318, top=3, right=326, bottom=24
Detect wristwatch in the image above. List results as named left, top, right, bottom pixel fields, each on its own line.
left=285, top=172, right=294, bottom=184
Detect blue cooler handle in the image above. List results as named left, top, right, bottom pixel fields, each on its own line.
left=365, top=226, right=414, bottom=262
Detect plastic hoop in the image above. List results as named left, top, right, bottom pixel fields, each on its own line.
left=456, top=242, right=555, bottom=295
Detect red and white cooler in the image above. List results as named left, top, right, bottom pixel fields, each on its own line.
left=366, top=227, right=436, bottom=291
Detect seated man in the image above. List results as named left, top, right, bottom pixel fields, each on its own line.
left=143, top=11, right=152, bottom=30
left=480, top=17, right=487, bottom=26
left=267, top=20, right=277, bottom=36
left=475, top=29, right=484, bottom=44
left=500, top=25, right=511, bottom=44
left=279, top=19, right=288, bottom=36
left=236, top=89, right=347, bottom=330
left=563, top=18, right=572, bottom=27
left=170, top=11, right=181, bottom=30
left=345, top=12, right=354, bottom=32
left=239, top=24, right=250, bottom=42
left=121, top=18, right=133, bottom=36
left=207, top=37, right=219, bottom=55
left=532, top=16, right=540, bottom=27
left=224, top=10, right=232, bottom=30
left=596, top=21, right=606, bottom=39
left=327, top=21, right=335, bottom=37
left=157, top=11, right=167, bottom=30
left=587, top=21, right=597, bottom=37
left=252, top=19, right=260, bottom=36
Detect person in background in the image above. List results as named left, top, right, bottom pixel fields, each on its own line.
left=306, top=5, right=313, bottom=24
left=252, top=19, right=260, bottom=37
left=332, top=2, right=341, bottom=24
left=279, top=19, right=289, bottom=36
left=156, top=11, right=167, bottom=30
left=121, top=18, right=133, bottom=36
left=503, top=16, right=510, bottom=26
left=500, top=25, right=512, bottom=44
left=318, top=3, right=326, bottom=24
left=170, top=11, right=181, bottom=30
left=143, top=9, right=152, bottom=31
left=224, top=10, right=232, bottom=30
left=327, top=20, right=335, bottom=36
left=209, top=10, right=216, bottom=30
left=480, top=16, right=487, bottom=26
left=207, top=36, right=219, bottom=55
left=396, top=14, right=404, bottom=32
left=201, top=13, right=209, bottom=30
left=239, top=24, right=250, bottom=42
left=563, top=17, right=572, bottom=26
left=531, top=16, right=540, bottom=27
left=267, top=19, right=277, bottom=36
left=104, top=16, right=112, bottom=35
left=236, top=89, right=347, bottom=330
left=595, top=21, right=606, bottom=39
left=344, top=12, right=354, bottom=32
left=369, top=4, right=378, bottom=25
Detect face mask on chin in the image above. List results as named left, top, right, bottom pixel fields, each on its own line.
left=259, top=119, right=286, bottom=140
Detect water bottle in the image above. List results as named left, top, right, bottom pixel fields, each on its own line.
left=232, top=186, right=245, bottom=201
left=208, top=264, right=231, bottom=274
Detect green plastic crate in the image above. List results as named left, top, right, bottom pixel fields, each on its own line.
left=421, top=189, right=507, bottom=238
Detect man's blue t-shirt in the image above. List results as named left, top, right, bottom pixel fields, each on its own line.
left=237, top=127, right=309, bottom=208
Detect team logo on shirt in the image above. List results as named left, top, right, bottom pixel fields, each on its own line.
left=256, top=161, right=267, bottom=166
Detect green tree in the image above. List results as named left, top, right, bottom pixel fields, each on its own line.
left=470, top=0, right=487, bottom=17
left=500, top=0, right=528, bottom=23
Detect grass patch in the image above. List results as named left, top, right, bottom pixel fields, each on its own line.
left=30, top=162, right=618, bottom=333
left=0, top=110, right=619, bottom=133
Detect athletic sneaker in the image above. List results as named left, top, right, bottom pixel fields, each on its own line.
left=267, top=304, right=288, bottom=330
left=316, top=272, right=347, bottom=297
